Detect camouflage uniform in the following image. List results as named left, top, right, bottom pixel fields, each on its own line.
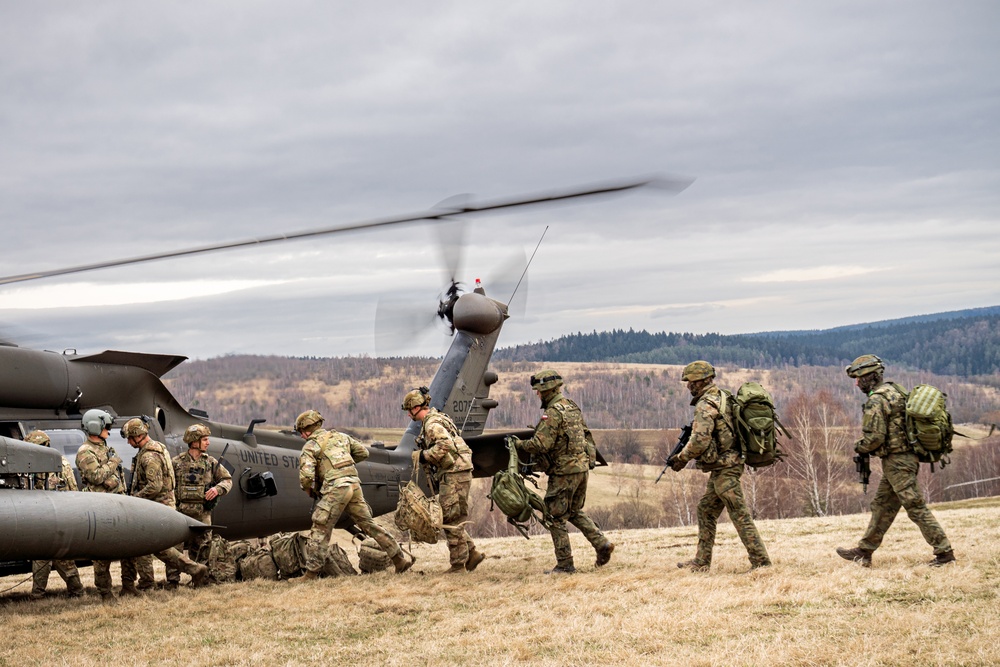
left=31, top=445, right=84, bottom=598
left=853, top=381, right=951, bottom=555
left=76, top=437, right=146, bottom=596
left=166, top=450, right=232, bottom=585
left=516, top=392, right=611, bottom=571
left=674, top=383, right=771, bottom=569
left=416, top=408, right=478, bottom=568
left=298, top=427, right=403, bottom=573
left=130, top=438, right=209, bottom=585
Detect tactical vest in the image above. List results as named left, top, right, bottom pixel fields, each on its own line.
left=132, top=440, right=177, bottom=507
left=77, top=441, right=126, bottom=494
left=544, top=396, right=590, bottom=475
left=314, top=429, right=360, bottom=486
left=866, top=382, right=910, bottom=457
left=693, top=385, right=742, bottom=470
left=175, top=452, right=218, bottom=509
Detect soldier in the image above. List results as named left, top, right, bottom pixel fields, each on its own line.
left=167, top=423, right=232, bottom=588
left=75, top=408, right=147, bottom=601
left=509, top=370, right=614, bottom=574
left=670, top=361, right=771, bottom=572
left=24, top=430, right=85, bottom=600
left=836, top=355, right=955, bottom=567
left=402, top=387, right=486, bottom=573
left=292, top=410, right=413, bottom=580
left=122, top=418, right=210, bottom=588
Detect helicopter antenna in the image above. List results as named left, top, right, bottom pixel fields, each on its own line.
left=504, top=226, right=548, bottom=308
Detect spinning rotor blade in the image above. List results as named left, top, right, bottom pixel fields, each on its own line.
left=0, top=175, right=692, bottom=286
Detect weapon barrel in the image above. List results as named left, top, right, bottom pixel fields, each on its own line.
left=0, top=491, right=209, bottom=561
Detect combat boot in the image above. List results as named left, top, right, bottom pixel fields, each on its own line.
left=289, top=569, right=321, bottom=583
left=465, top=549, right=486, bottom=572
left=836, top=546, right=873, bottom=568
left=189, top=563, right=210, bottom=587
left=747, top=560, right=772, bottom=573
left=29, top=590, right=45, bottom=601
left=67, top=575, right=85, bottom=598
left=162, top=581, right=179, bottom=591
left=929, top=550, right=956, bottom=567
left=392, top=552, right=414, bottom=574
left=595, top=542, right=615, bottom=567
left=676, top=559, right=710, bottom=573
left=119, top=585, right=144, bottom=598
left=545, top=559, right=576, bottom=575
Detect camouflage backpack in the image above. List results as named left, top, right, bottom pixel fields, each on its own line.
left=269, top=532, right=308, bottom=578
left=356, top=537, right=391, bottom=573
left=727, top=382, right=788, bottom=469
left=394, top=466, right=444, bottom=544
left=487, top=437, right=551, bottom=538
left=322, top=543, right=358, bottom=578
left=238, top=546, right=279, bottom=581
left=205, top=534, right=239, bottom=584
left=903, top=384, right=954, bottom=470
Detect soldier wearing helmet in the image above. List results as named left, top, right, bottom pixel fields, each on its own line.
left=24, top=430, right=85, bottom=600
left=402, top=387, right=485, bottom=573
left=122, top=417, right=210, bottom=590
left=166, top=423, right=232, bottom=588
left=836, top=355, right=955, bottom=568
left=671, top=361, right=771, bottom=572
left=509, top=370, right=614, bottom=574
left=75, top=408, right=139, bottom=600
left=292, top=410, right=413, bottom=580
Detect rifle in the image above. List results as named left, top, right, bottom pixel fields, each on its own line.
left=854, top=453, right=871, bottom=494
left=655, top=424, right=693, bottom=483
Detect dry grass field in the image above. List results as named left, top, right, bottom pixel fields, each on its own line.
left=3, top=497, right=999, bottom=666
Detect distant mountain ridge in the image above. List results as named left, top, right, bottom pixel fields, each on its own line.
left=496, top=306, right=1000, bottom=377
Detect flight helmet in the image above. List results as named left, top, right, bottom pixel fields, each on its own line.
left=81, top=409, right=114, bottom=437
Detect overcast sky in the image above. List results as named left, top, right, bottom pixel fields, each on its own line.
left=2, top=2, right=998, bottom=360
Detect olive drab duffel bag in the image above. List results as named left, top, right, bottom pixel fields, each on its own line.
left=487, top=437, right=552, bottom=538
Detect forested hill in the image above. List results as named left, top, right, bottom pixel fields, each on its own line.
left=496, top=306, right=1000, bottom=377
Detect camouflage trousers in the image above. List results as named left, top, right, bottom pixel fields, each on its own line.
left=694, top=464, right=770, bottom=567
left=439, top=471, right=477, bottom=567
left=304, top=481, right=401, bottom=572
left=95, top=557, right=148, bottom=595
left=545, top=472, right=610, bottom=568
left=166, top=509, right=213, bottom=584
left=858, top=452, right=952, bottom=555
left=32, top=559, right=83, bottom=596
left=130, top=546, right=203, bottom=588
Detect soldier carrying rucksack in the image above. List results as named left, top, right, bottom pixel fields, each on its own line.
left=836, top=355, right=956, bottom=568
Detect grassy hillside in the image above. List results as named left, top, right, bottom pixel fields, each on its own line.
left=4, top=497, right=999, bottom=666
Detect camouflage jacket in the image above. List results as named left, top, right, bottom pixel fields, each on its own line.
left=130, top=439, right=177, bottom=507
left=517, top=393, right=590, bottom=476
left=172, top=451, right=232, bottom=514
left=34, top=457, right=78, bottom=492
left=416, top=408, right=473, bottom=479
left=76, top=439, right=127, bottom=494
left=855, top=381, right=910, bottom=457
left=299, top=428, right=368, bottom=496
left=677, top=383, right=742, bottom=471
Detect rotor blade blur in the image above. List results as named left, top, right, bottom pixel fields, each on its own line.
left=0, top=175, right=690, bottom=286
left=483, top=247, right=529, bottom=319
left=435, top=218, right=467, bottom=285
left=374, top=297, right=440, bottom=357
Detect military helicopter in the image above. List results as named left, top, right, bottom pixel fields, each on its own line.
left=0, top=176, right=692, bottom=575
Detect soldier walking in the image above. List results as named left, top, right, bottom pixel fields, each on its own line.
left=25, top=430, right=85, bottom=600
left=670, top=361, right=771, bottom=572
left=402, top=387, right=486, bottom=573
left=167, top=424, right=232, bottom=588
left=123, top=418, right=210, bottom=588
left=836, top=355, right=955, bottom=567
left=510, top=370, right=614, bottom=574
left=292, top=410, right=413, bottom=580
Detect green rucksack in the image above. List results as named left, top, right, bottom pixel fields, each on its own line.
left=487, top=438, right=552, bottom=538
left=728, top=382, right=788, bottom=469
left=902, top=384, right=954, bottom=470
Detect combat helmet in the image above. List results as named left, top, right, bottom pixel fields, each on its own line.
left=183, top=423, right=212, bottom=444
left=846, top=354, right=885, bottom=378
left=529, top=369, right=563, bottom=393
left=24, top=430, right=50, bottom=447
left=81, top=409, right=114, bottom=437
left=294, top=410, right=324, bottom=432
left=401, top=387, right=431, bottom=411
left=121, top=417, right=149, bottom=438
left=680, top=360, right=715, bottom=382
